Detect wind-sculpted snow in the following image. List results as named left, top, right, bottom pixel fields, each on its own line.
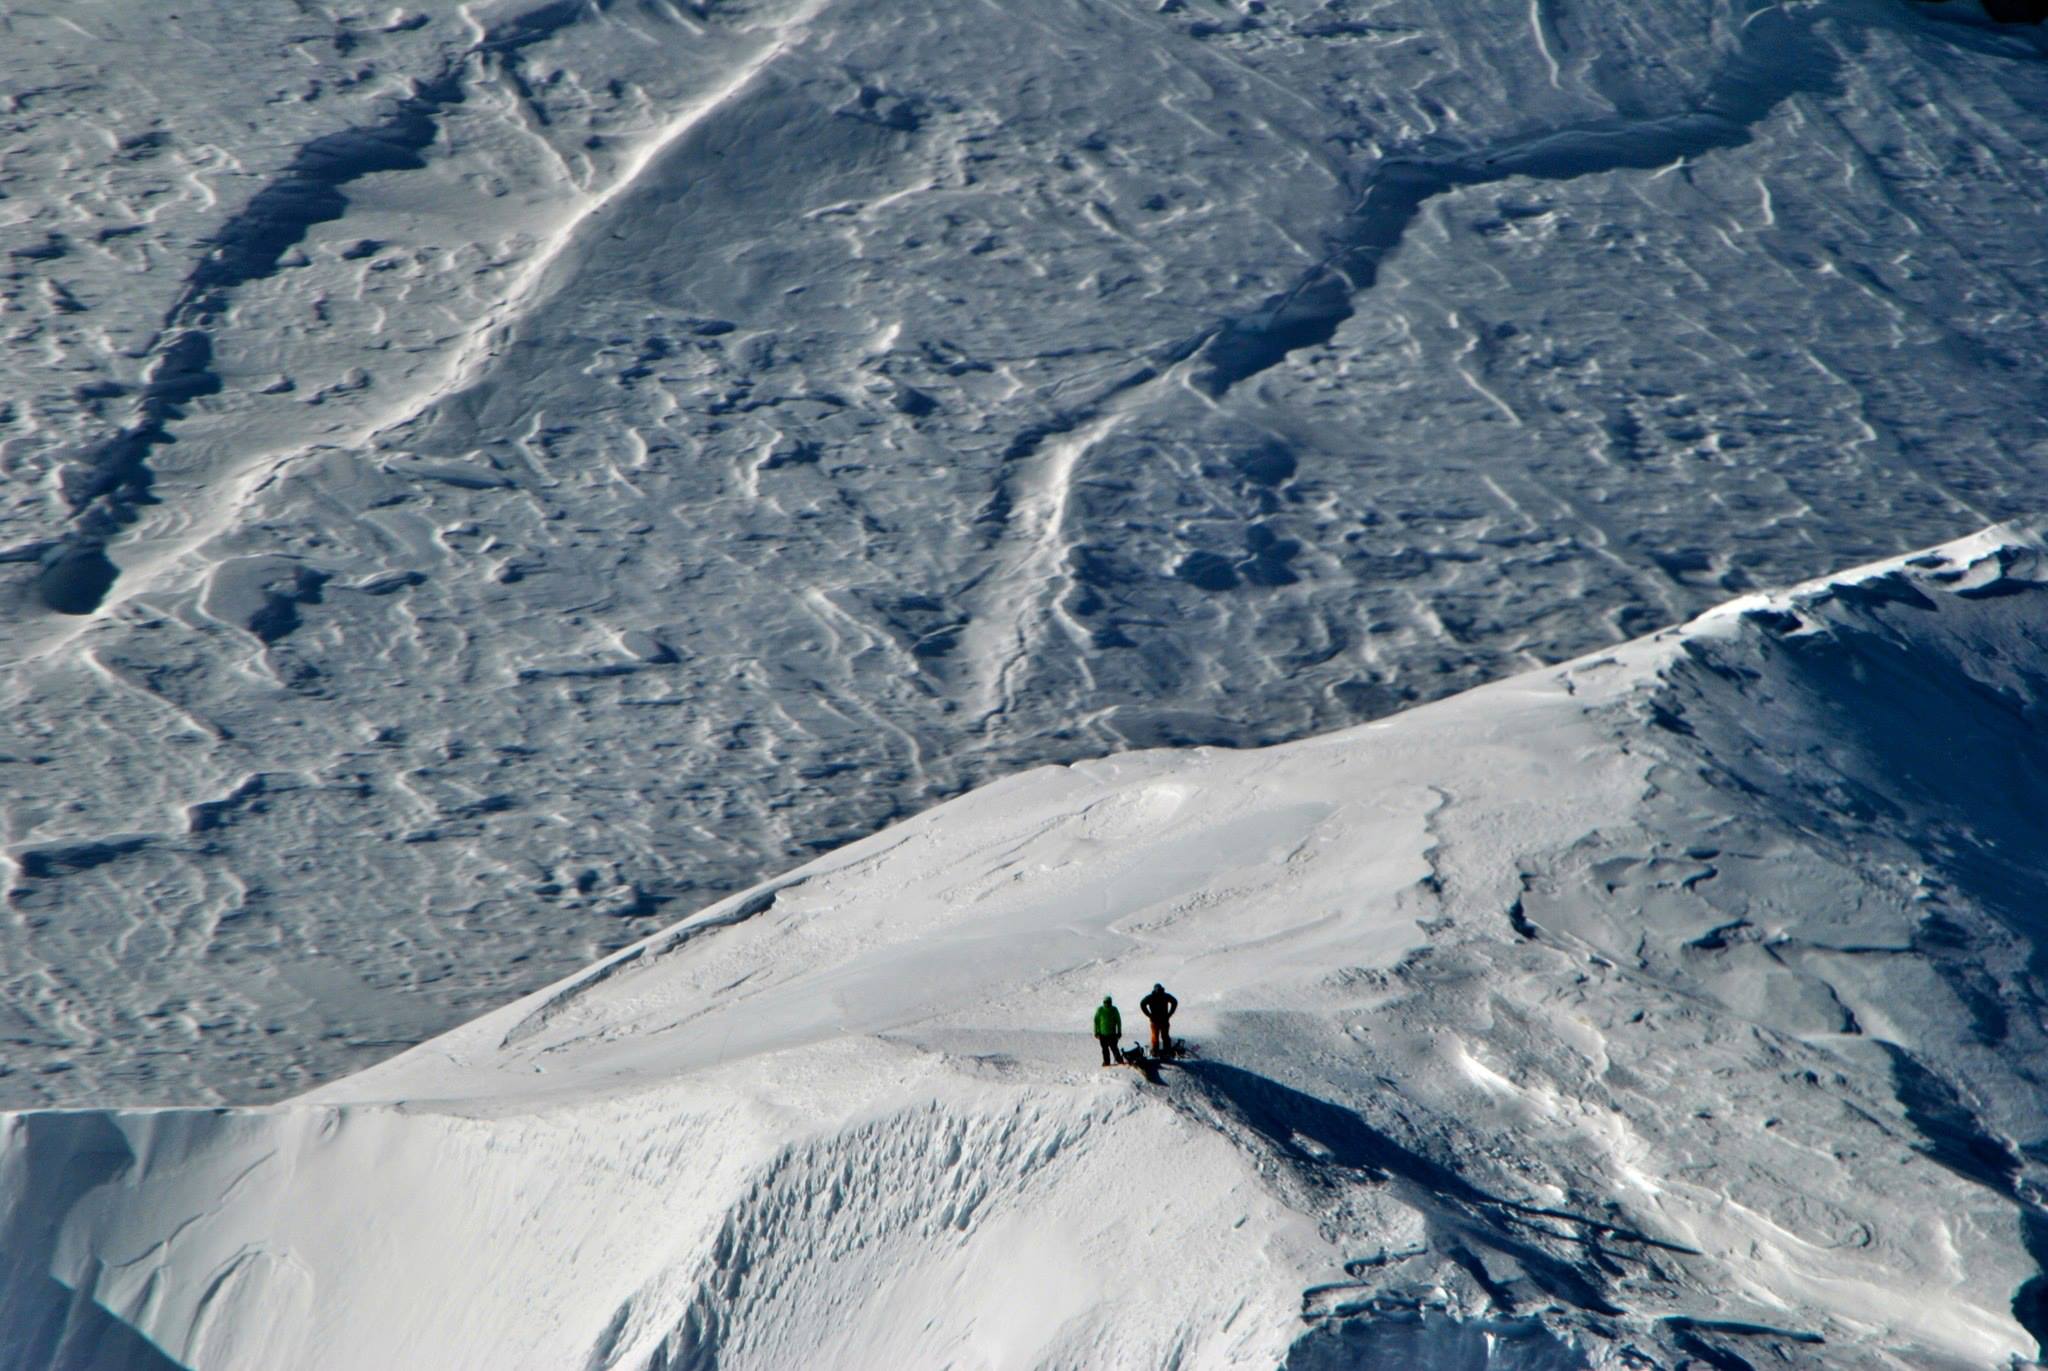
left=4, top=526, right=2048, bottom=1368
left=19, top=1, right=676, bottom=617
left=2, top=0, right=2048, bottom=1111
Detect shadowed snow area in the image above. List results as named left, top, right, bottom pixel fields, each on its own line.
left=3, top=524, right=2047, bottom=1369
left=1, top=0, right=2047, bottom=1105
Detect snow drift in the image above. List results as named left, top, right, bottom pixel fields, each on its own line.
left=4, top=523, right=2047, bottom=1369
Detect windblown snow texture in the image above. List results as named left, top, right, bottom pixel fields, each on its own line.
left=1, top=0, right=2046, bottom=1108
left=4, top=526, right=2048, bottom=1369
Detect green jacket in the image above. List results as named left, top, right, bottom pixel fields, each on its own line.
left=1094, top=1002, right=1121, bottom=1037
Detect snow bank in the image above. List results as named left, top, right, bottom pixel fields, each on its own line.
left=5, top=523, right=2048, bottom=1368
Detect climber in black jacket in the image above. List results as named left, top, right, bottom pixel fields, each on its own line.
left=1139, top=983, right=1177, bottom=1054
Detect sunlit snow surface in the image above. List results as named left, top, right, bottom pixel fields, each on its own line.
left=1, top=0, right=2045, bottom=1105
left=5, top=525, right=2048, bottom=1368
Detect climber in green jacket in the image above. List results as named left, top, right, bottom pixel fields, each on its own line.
left=1093, top=995, right=1123, bottom=1066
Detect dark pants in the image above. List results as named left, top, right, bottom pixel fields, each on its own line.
left=1149, top=1018, right=1171, bottom=1052
left=1097, top=1034, right=1122, bottom=1065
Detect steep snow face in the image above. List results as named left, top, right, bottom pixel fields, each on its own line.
left=3, top=0, right=2048, bottom=1105
left=4, top=526, right=2046, bottom=1370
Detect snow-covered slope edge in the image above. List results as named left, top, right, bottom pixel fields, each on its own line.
left=7, top=523, right=2048, bottom=1371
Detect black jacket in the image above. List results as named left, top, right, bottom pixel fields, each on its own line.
left=1140, top=989, right=1177, bottom=1022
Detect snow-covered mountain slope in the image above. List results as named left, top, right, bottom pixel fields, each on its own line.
left=5, top=524, right=2046, bottom=1370
left=3, top=0, right=2047, bottom=1106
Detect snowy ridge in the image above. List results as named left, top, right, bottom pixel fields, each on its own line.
left=5, top=523, right=2047, bottom=1369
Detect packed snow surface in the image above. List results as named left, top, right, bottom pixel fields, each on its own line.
left=5, top=524, right=2048, bottom=1369
left=2, top=0, right=2047, bottom=1104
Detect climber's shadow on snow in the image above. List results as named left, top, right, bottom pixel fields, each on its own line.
left=1181, top=1061, right=1695, bottom=1319
left=1180, top=1059, right=1433, bottom=1192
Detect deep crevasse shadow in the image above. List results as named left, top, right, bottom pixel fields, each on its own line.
left=0, top=1114, right=190, bottom=1371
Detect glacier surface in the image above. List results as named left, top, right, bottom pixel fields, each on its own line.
left=2, top=0, right=2047, bottom=1105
